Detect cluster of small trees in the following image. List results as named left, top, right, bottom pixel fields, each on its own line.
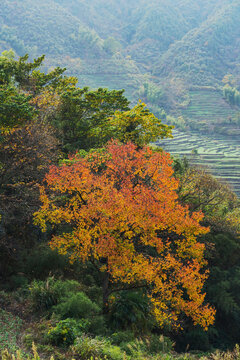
left=223, top=86, right=240, bottom=107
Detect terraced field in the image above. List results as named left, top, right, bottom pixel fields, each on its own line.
left=179, top=89, right=240, bottom=137
left=181, top=90, right=237, bottom=124
left=157, top=130, right=240, bottom=197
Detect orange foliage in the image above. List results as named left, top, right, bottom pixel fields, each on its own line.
left=34, top=141, right=215, bottom=329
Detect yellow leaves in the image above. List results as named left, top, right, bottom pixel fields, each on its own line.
left=31, top=89, right=60, bottom=111
left=108, top=101, right=173, bottom=147
left=34, top=212, right=47, bottom=232
left=0, top=126, right=15, bottom=135
left=34, top=140, right=214, bottom=329
left=151, top=298, right=179, bottom=329
left=226, top=208, right=240, bottom=233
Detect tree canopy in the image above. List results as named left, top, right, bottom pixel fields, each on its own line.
left=34, top=140, right=215, bottom=329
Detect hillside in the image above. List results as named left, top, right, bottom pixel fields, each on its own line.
left=1, top=0, right=88, bottom=56
left=1, top=1, right=239, bottom=86
left=1, top=0, right=240, bottom=194
left=1, top=0, right=239, bottom=110
left=1, top=22, right=240, bottom=359
left=154, top=1, right=240, bottom=89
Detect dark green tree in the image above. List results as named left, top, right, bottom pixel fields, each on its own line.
left=0, top=51, right=67, bottom=130
left=173, top=158, right=240, bottom=350
left=51, top=86, right=130, bottom=152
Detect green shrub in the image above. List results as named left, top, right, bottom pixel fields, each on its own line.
left=110, top=331, right=135, bottom=346
left=71, top=335, right=106, bottom=359
left=176, top=327, right=211, bottom=352
left=86, top=284, right=103, bottom=303
left=28, top=277, right=80, bottom=311
left=146, top=334, right=174, bottom=354
left=22, top=334, right=35, bottom=349
left=52, top=292, right=100, bottom=319
left=71, top=335, right=125, bottom=360
left=0, top=291, right=10, bottom=307
left=100, top=341, right=124, bottom=360
left=24, top=247, right=69, bottom=280
left=8, top=275, right=28, bottom=289
left=88, top=315, right=108, bottom=336
left=46, top=318, right=88, bottom=347
left=108, top=291, right=151, bottom=332
left=121, top=338, right=147, bottom=357
left=120, top=335, right=173, bottom=358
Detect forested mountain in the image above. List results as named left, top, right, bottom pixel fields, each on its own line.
left=154, top=1, right=240, bottom=86
left=1, top=0, right=240, bottom=194
left=1, top=0, right=239, bottom=94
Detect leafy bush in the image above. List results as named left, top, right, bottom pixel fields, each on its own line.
left=28, top=277, right=80, bottom=311
left=71, top=335, right=125, bottom=360
left=146, top=334, right=174, bottom=354
left=24, top=246, right=69, bottom=280
left=22, top=333, right=36, bottom=350
left=71, top=335, right=106, bottom=359
left=100, top=341, right=124, bottom=360
left=120, top=335, right=173, bottom=358
left=108, top=291, right=151, bottom=331
left=121, top=338, right=147, bottom=357
left=88, top=315, right=108, bottom=336
left=175, top=327, right=211, bottom=352
left=110, top=331, right=135, bottom=346
left=46, top=318, right=88, bottom=347
left=85, top=284, right=103, bottom=303
left=8, top=275, right=28, bottom=290
left=52, top=292, right=100, bottom=319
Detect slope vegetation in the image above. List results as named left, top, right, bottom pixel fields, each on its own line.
left=1, top=0, right=240, bottom=194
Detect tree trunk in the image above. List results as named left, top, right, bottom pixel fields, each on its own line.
left=102, top=271, right=110, bottom=314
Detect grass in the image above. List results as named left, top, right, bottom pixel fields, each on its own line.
left=2, top=345, right=240, bottom=360
left=1, top=291, right=240, bottom=360
left=0, top=309, right=23, bottom=353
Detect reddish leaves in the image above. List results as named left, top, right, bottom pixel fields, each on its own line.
left=35, top=141, right=215, bottom=329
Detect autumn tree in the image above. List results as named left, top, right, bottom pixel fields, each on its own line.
left=34, top=141, right=215, bottom=330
